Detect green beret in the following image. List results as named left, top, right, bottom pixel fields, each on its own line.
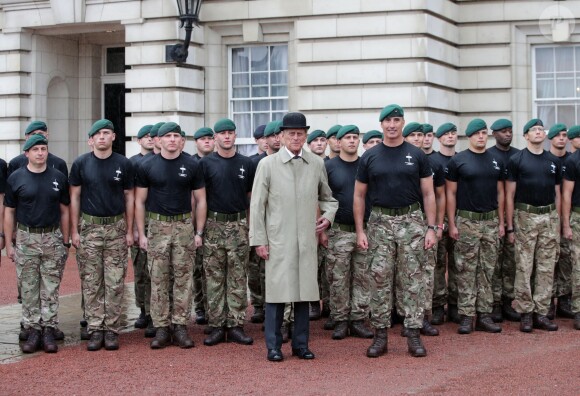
left=337, top=125, right=360, bottom=140
left=214, top=118, right=236, bottom=133
left=194, top=127, right=214, bottom=140
left=379, top=104, right=404, bottom=122
left=363, top=130, right=383, bottom=144
left=137, top=125, right=153, bottom=139
left=25, top=121, right=47, bottom=135
left=150, top=122, right=165, bottom=138
left=422, top=124, right=433, bottom=133
left=157, top=122, right=181, bottom=137
left=567, top=125, right=580, bottom=140
left=88, top=119, right=114, bottom=137
left=465, top=118, right=487, bottom=137
left=523, top=118, right=543, bottom=135
left=490, top=118, right=512, bottom=131
left=23, top=134, right=48, bottom=151
left=264, top=121, right=282, bottom=137
left=548, top=123, right=567, bottom=140
left=326, top=125, right=342, bottom=139
left=402, top=122, right=423, bottom=138
left=307, top=129, right=326, bottom=144
left=436, top=122, right=457, bottom=138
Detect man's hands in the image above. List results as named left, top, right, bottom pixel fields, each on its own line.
left=256, top=245, right=269, bottom=260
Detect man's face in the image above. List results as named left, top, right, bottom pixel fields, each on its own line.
left=363, top=138, right=382, bottom=150
left=524, top=126, right=546, bottom=145
left=196, top=136, right=215, bottom=156
left=327, top=136, right=341, bottom=153
left=256, top=137, right=269, bottom=152
left=25, top=144, right=48, bottom=166
left=571, top=137, right=580, bottom=150
left=405, top=132, right=424, bottom=148
left=551, top=131, right=568, bottom=150
left=214, top=130, right=236, bottom=150
left=138, top=135, right=154, bottom=150
left=438, top=131, right=457, bottom=148
left=91, top=129, right=115, bottom=152
left=153, top=136, right=162, bottom=150
left=309, top=137, right=327, bottom=156
left=159, top=132, right=181, bottom=153
left=492, top=127, right=513, bottom=147
left=422, top=132, right=434, bottom=149
left=339, top=134, right=360, bottom=155
left=266, top=132, right=282, bottom=152
left=381, top=117, right=405, bottom=140
left=283, top=128, right=307, bottom=154
left=469, top=129, right=488, bottom=150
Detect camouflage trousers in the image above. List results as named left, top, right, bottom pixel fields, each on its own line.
left=317, top=245, right=330, bottom=307
left=454, top=216, right=499, bottom=316
left=569, top=211, right=580, bottom=313
left=193, top=248, right=207, bottom=312
left=131, top=246, right=151, bottom=314
left=553, top=236, right=573, bottom=298
left=513, top=209, right=560, bottom=315
left=368, top=209, right=427, bottom=329
left=16, top=229, right=67, bottom=331
left=284, top=303, right=294, bottom=325
left=248, top=247, right=266, bottom=309
left=326, top=228, right=370, bottom=322
left=148, top=218, right=195, bottom=327
left=203, top=218, right=249, bottom=328
left=433, top=231, right=455, bottom=308
left=77, top=218, right=128, bottom=333
left=422, top=244, right=437, bottom=314
left=492, top=234, right=516, bottom=303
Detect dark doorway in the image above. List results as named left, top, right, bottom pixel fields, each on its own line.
left=104, top=83, right=128, bottom=155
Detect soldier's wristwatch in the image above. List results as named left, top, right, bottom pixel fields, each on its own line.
left=427, top=225, right=437, bottom=232
left=63, top=242, right=71, bottom=248
left=196, top=230, right=204, bottom=237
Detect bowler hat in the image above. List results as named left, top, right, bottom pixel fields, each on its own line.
left=280, top=112, right=310, bottom=131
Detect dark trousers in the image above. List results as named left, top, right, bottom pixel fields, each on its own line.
left=265, top=301, right=309, bottom=350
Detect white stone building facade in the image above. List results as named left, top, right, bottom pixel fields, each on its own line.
left=0, top=0, right=579, bottom=164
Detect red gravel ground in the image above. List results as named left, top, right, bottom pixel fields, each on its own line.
left=1, top=253, right=579, bottom=395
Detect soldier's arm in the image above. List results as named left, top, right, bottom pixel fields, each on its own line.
left=0, top=193, right=4, bottom=251
left=434, top=185, right=445, bottom=239
left=555, top=184, right=562, bottom=219
left=562, top=180, right=574, bottom=240
left=193, top=187, right=207, bottom=248
left=124, top=188, right=135, bottom=247
left=70, top=185, right=81, bottom=248
left=445, top=180, right=458, bottom=240
left=497, top=181, right=505, bottom=238
left=60, top=203, right=70, bottom=245
left=4, top=206, right=15, bottom=261
left=353, top=180, right=368, bottom=249
left=505, top=181, right=516, bottom=244
left=420, top=176, right=437, bottom=249
left=135, top=187, right=148, bottom=250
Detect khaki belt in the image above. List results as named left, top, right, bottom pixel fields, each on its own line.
left=17, top=224, right=59, bottom=234
left=372, top=202, right=420, bottom=217
left=208, top=211, right=247, bottom=222
left=515, top=203, right=555, bottom=215
left=81, top=213, right=124, bottom=225
left=147, top=212, right=191, bottom=222
left=457, top=209, right=498, bottom=221
left=332, top=222, right=364, bottom=232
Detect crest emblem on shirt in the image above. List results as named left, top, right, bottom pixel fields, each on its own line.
left=52, top=179, right=59, bottom=192
left=405, top=153, right=414, bottom=166
left=114, top=167, right=122, bottom=181
left=239, top=165, right=246, bottom=179
left=492, top=159, right=500, bottom=170
left=550, top=162, right=556, bottom=174
left=178, top=165, right=187, bottom=177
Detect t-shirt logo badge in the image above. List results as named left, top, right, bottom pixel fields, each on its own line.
left=178, top=165, right=187, bottom=177
left=239, top=165, right=246, bottom=179
left=492, top=159, right=500, bottom=170
left=405, top=153, right=414, bottom=166
left=550, top=162, right=556, bottom=174
left=52, top=179, right=59, bottom=192
left=114, top=167, right=122, bottom=181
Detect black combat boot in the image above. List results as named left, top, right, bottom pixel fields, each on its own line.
left=321, top=302, right=331, bottom=318
left=457, top=315, right=473, bottom=334
left=331, top=321, right=348, bottom=340
left=227, top=326, right=253, bottom=345
left=420, top=315, right=439, bottom=336
left=519, top=312, right=533, bottom=333
left=203, top=327, right=226, bottom=346
left=144, top=316, right=156, bottom=338
left=430, top=306, right=445, bottom=325
left=42, top=327, right=58, bottom=353
left=173, top=325, right=194, bottom=348
left=18, top=324, right=29, bottom=341
left=87, top=330, right=104, bottom=351
left=556, top=294, right=574, bottom=319
left=475, top=313, right=502, bottom=333
left=546, top=299, right=556, bottom=320
left=502, top=298, right=521, bottom=322
left=251, top=306, right=265, bottom=323
left=574, top=313, right=580, bottom=330
left=406, top=329, right=427, bottom=357
left=447, top=304, right=460, bottom=324
left=323, top=317, right=336, bottom=330
left=151, top=327, right=172, bottom=349
left=349, top=320, right=374, bottom=338
left=533, top=313, right=558, bottom=331
left=491, top=303, right=503, bottom=323
left=53, top=327, right=65, bottom=341
left=134, top=308, right=148, bottom=328
left=366, top=328, right=387, bottom=358
left=195, top=310, right=208, bottom=325
left=21, top=329, right=41, bottom=353
left=309, top=302, right=321, bottom=320
left=104, top=331, right=119, bottom=350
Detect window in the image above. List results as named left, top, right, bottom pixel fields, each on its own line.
left=105, top=47, right=126, bottom=74
left=229, top=45, right=288, bottom=155
left=534, top=45, right=580, bottom=127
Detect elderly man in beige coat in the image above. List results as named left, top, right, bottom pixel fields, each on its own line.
left=250, top=112, right=338, bottom=362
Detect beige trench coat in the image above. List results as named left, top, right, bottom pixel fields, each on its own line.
left=249, top=149, right=338, bottom=303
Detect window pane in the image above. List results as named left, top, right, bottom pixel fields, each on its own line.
left=252, top=86, right=269, bottom=97
left=232, top=73, right=249, bottom=87
left=271, top=72, right=288, bottom=85
left=233, top=100, right=250, bottom=112
left=233, top=87, right=250, bottom=98
left=555, top=47, right=574, bottom=72
left=233, top=113, right=251, bottom=138
left=537, top=79, right=554, bottom=98
left=556, top=78, right=575, bottom=98
left=252, top=100, right=270, bottom=111
left=251, top=47, right=268, bottom=72
left=271, top=85, right=288, bottom=97
left=537, top=105, right=556, bottom=126
left=270, top=46, right=288, bottom=71
left=272, top=112, right=286, bottom=121
left=232, top=48, right=249, bottom=72
left=557, top=105, right=575, bottom=126
left=536, top=47, right=554, bottom=73
left=272, top=99, right=287, bottom=111
left=106, top=47, right=125, bottom=74
left=251, top=72, right=269, bottom=86
left=253, top=113, right=270, bottom=128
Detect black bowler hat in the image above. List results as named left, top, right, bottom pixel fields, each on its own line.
left=280, top=112, right=310, bottom=131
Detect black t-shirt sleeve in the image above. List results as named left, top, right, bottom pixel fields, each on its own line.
left=445, top=158, right=459, bottom=182
left=433, top=163, right=445, bottom=187
left=3, top=173, right=16, bottom=208
left=418, top=151, right=433, bottom=179
left=356, top=152, right=370, bottom=184
left=506, top=154, right=520, bottom=182
left=69, top=157, right=83, bottom=186
left=563, top=156, right=577, bottom=181
left=59, top=175, right=71, bottom=205
left=123, top=159, right=135, bottom=190
left=192, top=163, right=205, bottom=190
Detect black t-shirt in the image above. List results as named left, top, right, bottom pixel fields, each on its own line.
left=356, top=141, right=432, bottom=208
left=486, top=146, right=520, bottom=171
left=200, top=152, right=255, bottom=213
left=8, top=152, right=68, bottom=177
left=507, top=149, right=561, bottom=206
left=446, top=150, right=505, bottom=212
left=69, top=152, right=134, bottom=217
left=326, top=157, right=370, bottom=224
left=193, top=153, right=202, bottom=160
left=5, top=167, right=70, bottom=227
left=0, top=158, right=6, bottom=194
left=251, top=152, right=267, bottom=165
left=136, top=153, right=204, bottom=216
left=129, top=153, right=145, bottom=168
left=429, top=151, right=454, bottom=174
left=563, top=151, right=580, bottom=207
left=429, top=157, right=445, bottom=188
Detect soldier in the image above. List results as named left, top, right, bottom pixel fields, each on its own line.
left=547, top=123, right=574, bottom=320
left=446, top=119, right=504, bottom=334
left=421, top=124, right=436, bottom=155
left=506, top=118, right=560, bottom=333
left=307, top=130, right=327, bottom=159
left=355, top=104, right=437, bottom=358
left=135, top=122, right=206, bottom=349
left=149, top=122, right=165, bottom=156
left=488, top=119, right=521, bottom=323
left=325, top=125, right=373, bottom=340
left=326, top=125, right=342, bottom=160
left=264, top=120, right=282, bottom=156
left=252, top=124, right=268, bottom=157
left=129, top=125, right=154, bottom=331
left=561, top=125, right=580, bottom=330
left=428, top=122, right=458, bottom=324
left=193, top=127, right=215, bottom=160
left=70, top=119, right=135, bottom=351
left=362, top=130, right=383, bottom=151
left=4, top=135, right=70, bottom=353
left=200, top=118, right=255, bottom=346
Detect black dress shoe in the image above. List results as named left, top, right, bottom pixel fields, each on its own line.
left=267, top=349, right=284, bottom=362
left=292, top=347, right=315, bottom=360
